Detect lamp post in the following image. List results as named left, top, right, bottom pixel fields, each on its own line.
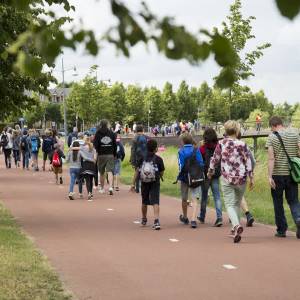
left=60, top=57, right=77, bottom=140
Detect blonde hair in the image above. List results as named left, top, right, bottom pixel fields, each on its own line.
left=84, top=136, right=93, bottom=152
left=224, top=120, right=240, bottom=136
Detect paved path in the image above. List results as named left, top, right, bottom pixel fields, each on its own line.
left=1, top=163, right=300, bottom=300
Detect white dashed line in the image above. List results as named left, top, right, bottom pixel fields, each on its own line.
left=169, top=238, right=179, bottom=243
left=133, top=220, right=140, bottom=224
left=223, top=264, right=237, bottom=270
left=106, top=208, right=114, bottom=211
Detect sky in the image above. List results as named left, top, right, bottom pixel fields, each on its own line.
left=53, top=0, right=300, bottom=104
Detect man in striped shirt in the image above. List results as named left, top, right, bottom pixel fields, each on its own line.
left=267, top=116, right=300, bottom=239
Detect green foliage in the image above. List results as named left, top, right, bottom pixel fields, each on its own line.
left=246, top=109, right=270, bottom=128
left=291, top=106, right=300, bottom=128
left=276, top=0, right=300, bottom=20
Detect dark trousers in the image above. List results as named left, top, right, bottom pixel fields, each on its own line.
left=13, top=149, right=20, bottom=166
left=85, top=175, right=94, bottom=194
left=271, top=175, right=300, bottom=233
left=4, top=148, right=12, bottom=168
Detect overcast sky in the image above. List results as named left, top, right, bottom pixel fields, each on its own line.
left=54, top=0, right=300, bottom=104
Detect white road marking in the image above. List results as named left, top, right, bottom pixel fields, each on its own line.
left=133, top=220, right=140, bottom=224
left=169, top=238, right=179, bottom=242
left=223, top=264, right=237, bottom=270
left=107, top=208, right=114, bottom=211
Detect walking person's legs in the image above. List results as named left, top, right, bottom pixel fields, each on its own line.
left=179, top=182, right=189, bottom=224
left=190, top=187, right=200, bottom=228
left=4, top=149, right=9, bottom=168
left=271, top=176, right=288, bottom=236
left=211, top=178, right=223, bottom=226
left=86, top=175, right=94, bottom=200
left=240, top=197, right=255, bottom=226
left=199, top=180, right=209, bottom=223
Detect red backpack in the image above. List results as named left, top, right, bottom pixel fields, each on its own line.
left=52, top=150, right=61, bottom=167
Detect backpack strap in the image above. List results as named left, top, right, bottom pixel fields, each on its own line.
left=274, top=131, right=292, bottom=166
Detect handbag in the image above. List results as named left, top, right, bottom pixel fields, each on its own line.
left=274, top=131, right=300, bottom=183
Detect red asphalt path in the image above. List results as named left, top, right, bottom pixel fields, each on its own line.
left=0, top=162, right=299, bottom=300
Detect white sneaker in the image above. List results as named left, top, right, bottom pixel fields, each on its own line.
left=99, top=188, right=105, bottom=194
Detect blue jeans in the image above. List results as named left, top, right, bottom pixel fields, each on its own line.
left=271, top=175, right=300, bottom=233
left=22, top=150, right=30, bottom=169
left=69, top=168, right=82, bottom=193
left=200, top=178, right=222, bottom=220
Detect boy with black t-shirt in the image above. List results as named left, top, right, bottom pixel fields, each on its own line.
left=131, top=139, right=165, bottom=230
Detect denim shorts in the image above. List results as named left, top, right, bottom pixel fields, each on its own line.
left=113, top=159, right=121, bottom=175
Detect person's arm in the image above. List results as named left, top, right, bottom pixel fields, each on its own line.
left=196, top=149, right=204, bottom=167
left=245, top=146, right=254, bottom=190
left=208, top=143, right=221, bottom=178
left=112, top=132, right=117, bottom=157
left=130, top=168, right=139, bottom=192
left=268, top=146, right=276, bottom=189
left=120, top=143, right=125, bottom=161
left=130, top=138, right=136, bottom=166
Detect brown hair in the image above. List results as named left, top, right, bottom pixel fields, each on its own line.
left=84, top=136, right=93, bottom=152
left=269, top=116, right=283, bottom=127
left=180, top=132, right=194, bottom=145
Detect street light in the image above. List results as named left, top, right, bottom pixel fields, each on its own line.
left=60, top=57, right=77, bottom=140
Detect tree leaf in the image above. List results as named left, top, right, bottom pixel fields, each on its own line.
left=276, top=0, right=300, bottom=20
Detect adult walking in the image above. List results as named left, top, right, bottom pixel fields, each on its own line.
left=208, top=120, right=254, bottom=243
left=267, top=116, right=300, bottom=238
left=93, top=120, right=117, bottom=195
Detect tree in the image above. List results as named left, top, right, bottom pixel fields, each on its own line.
left=108, top=82, right=127, bottom=124
left=292, top=107, right=300, bottom=128
left=125, top=85, right=145, bottom=125
left=144, top=87, right=163, bottom=126
left=215, top=0, right=271, bottom=118
left=45, top=102, right=63, bottom=126
left=161, top=82, right=178, bottom=123
left=0, top=4, right=54, bottom=121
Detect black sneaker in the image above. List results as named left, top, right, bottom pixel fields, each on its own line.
left=141, top=218, right=147, bottom=226
left=246, top=212, right=254, bottom=227
left=214, top=218, right=223, bottom=227
left=179, top=214, right=189, bottom=225
left=59, top=177, right=63, bottom=184
left=197, top=216, right=205, bottom=224
left=152, top=220, right=161, bottom=230
left=275, top=232, right=286, bottom=238
left=191, top=220, right=197, bottom=228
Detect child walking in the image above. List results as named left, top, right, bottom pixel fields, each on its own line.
left=66, top=141, right=83, bottom=200
left=113, top=135, right=125, bottom=191
left=52, top=146, right=65, bottom=184
left=131, top=139, right=165, bottom=230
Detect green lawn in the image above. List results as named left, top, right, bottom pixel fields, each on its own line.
left=0, top=203, right=72, bottom=300
left=121, top=141, right=297, bottom=231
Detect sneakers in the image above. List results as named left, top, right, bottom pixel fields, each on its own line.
left=79, top=193, right=83, bottom=199
left=141, top=218, right=147, bottom=226
left=115, top=186, right=120, bottom=192
left=152, top=219, right=161, bottom=230
left=68, top=192, right=75, bottom=200
left=246, top=212, right=254, bottom=227
left=88, top=193, right=93, bottom=201
left=214, top=218, right=223, bottom=227
left=233, top=225, right=243, bottom=243
left=190, top=220, right=197, bottom=228
left=109, top=187, right=113, bottom=196
left=197, top=216, right=205, bottom=224
left=296, top=220, right=300, bottom=239
left=179, top=214, right=189, bottom=225
left=99, top=187, right=105, bottom=194
left=59, top=177, right=63, bottom=184
left=275, top=232, right=286, bottom=238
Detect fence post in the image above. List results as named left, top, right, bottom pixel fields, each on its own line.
left=253, top=136, right=258, bottom=156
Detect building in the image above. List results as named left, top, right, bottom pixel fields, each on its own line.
left=48, top=88, right=72, bottom=103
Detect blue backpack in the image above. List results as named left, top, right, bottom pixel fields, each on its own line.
left=31, top=136, right=39, bottom=153
left=134, top=135, right=147, bottom=165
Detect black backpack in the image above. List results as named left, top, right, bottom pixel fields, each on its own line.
left=204, top=146, right=221, bottom=179
left=20, top=136, right=28, bottom=151
left=183, top=149, right=204, bottom=188
left=134, top=135, right=147, bottom=165
left=1, top=134, right=8, bottom=147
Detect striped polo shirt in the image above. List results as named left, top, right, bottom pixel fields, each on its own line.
left=266, top=129, right=300, bottom=175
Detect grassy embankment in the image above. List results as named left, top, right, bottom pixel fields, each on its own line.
left=121, top=138, right=297, bottom=231
left=0, top=205, right=72, bottom=299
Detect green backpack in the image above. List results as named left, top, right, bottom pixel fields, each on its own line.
left=274, top=132, right=300, bottom=183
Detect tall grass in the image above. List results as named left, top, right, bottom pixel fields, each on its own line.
left=121, top=141, right=297, bottom=231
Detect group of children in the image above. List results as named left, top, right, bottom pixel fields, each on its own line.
left=130, top=122, right=255, bottom=243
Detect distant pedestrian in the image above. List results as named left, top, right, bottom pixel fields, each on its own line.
left=12, top=129, right=21, bottom=168
left=20, top=130, right=30, bottom=170
left=42, top=129, right=55, bottom=171
left=29, top=129, right=41, bottom=171
left=131, top=139, right=165, bottom=230
left=208, top=120, right=254, bottom=243
left=267, top=116, right=300, bottom=239
left=68, top=127, right=78, bottom=148
left=93, top=119, right=116, bottom=195
left=130, top=125, right=148, bottom=193
left=66, top=141, right=83, bottom=200
left=51, top=146, right=65, bottom=185
left=113, top=135, right=125, bottom=191
left=256, top=113, right=262, bottom=132
left=1, top=127, right=13, bottom=168
left=80, top=136, right=97, bottom=200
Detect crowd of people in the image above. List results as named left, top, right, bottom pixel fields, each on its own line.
left=1, top=115, right=300, bottom=244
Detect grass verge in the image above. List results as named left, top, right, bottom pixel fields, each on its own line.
left=0, top=203, right=72, bottom=300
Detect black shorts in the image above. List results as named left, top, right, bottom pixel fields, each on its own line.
left=43, top=151, right=53, bottom=162
left=141, top=181, right=160, bottom=205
